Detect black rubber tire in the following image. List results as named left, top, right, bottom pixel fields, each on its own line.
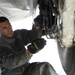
left=57, top=41, right=75, bottom=75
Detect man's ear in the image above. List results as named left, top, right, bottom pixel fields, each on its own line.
left=0, top=32, right=1, bottom=36
left=0, top=28, right=1, bottom=35
left=0, top=30, right=1, bottom=35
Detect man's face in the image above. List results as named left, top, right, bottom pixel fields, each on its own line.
left=0, top=20, right=14, bottom=38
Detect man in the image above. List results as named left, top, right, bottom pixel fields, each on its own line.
left=0, top=16, right=58, bottom=75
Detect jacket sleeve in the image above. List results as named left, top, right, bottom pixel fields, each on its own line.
left=0, top=46, right=32, bottom=69
left=15, top=29, right=42, bottom=45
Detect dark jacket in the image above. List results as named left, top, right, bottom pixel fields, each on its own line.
left=0, top=29, right=39, bottom=75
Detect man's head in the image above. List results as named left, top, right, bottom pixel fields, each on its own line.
left=0, top=16, right=13, bottom=38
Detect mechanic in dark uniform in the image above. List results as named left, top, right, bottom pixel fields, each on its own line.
left=0, top=16, right=58, bottom=75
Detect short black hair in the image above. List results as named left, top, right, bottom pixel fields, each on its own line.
left=0, top=16, right=9, bottom=23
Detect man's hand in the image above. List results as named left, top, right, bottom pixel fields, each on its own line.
left=27, top=38, right=46, bottom=54
left=33, top=15, right=43, bottom=29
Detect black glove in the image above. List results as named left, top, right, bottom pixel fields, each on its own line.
left=27, top=38, right=46, bottom=54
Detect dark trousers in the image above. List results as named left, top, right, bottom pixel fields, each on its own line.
left=22, top=62, right=58, bottom=75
